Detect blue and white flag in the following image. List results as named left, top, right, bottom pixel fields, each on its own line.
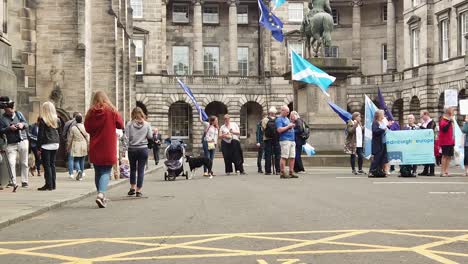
left=176, top=78, right=209, bottom=122
left=291, top=50, right=335, bottom=97
left=273, top=0, right=286, bottom=9
left=364, top=95, right=379, bottom=159
left=453, top=120, right=465, bottom=170
left=258, top=0, right=284, bottom=42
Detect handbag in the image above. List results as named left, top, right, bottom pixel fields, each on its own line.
left=207, top=142, right=216, bottom=150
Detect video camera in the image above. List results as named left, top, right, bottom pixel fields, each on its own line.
left=0, top=96, right=14, bottom=110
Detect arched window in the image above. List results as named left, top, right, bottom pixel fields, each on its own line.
left=205, top=101, right=228, bottom=127
left=169, top=101, right=192, bottom=139
left=409, top=96, right=420, bottom=115
left=391, top=99, right=404, bottom=126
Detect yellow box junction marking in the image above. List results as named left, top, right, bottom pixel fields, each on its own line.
left=0, top=230, right=467, bottom=264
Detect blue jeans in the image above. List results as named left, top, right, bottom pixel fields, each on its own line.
left=204, top=149, right=216, bottom=173
left=129, top=148, right=148, bottom=189
left=74, top=156, right=85, bottom=173
left=68, top=152, right=77, bottom=175
left=94, top=165, right=112, bottom=193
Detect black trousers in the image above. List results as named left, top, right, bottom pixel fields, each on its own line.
left=152, top=145, right=160, bottom=164
left=294, top=139, right=305, bottom=172
left=41, top=149, right=57, bottom=189
left=422, top=164, right=435, bottom=174
left=350, top=147, right=364, bottom=171
left=264, top=139, right=281, bottom=174
left=370, top=146, right=387, bottom=172
left=257, top=143, right=263, bottom=172
left=231, top=140, right=244, bottom=173
left=221, top=141, right=234, bottom=173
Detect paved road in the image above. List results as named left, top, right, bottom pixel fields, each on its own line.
left=0, top=159, right=467, bottom=264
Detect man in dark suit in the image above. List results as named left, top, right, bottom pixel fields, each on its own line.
left=152, top=128, right=162, bottom=165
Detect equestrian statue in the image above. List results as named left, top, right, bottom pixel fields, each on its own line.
left=300, top=0, right=334, bottom=58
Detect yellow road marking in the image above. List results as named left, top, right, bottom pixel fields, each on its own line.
left=377, top=230, right=453, bottom=240
left=429, top=250, right=468, bottom=258
left=413, top=249, right=459, bottom=264
left=412, top=234, right=468, bottom=251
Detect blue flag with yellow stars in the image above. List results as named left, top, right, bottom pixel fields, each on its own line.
left=258, top=0, right=284, bottom=42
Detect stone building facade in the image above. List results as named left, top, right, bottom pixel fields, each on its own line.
left=0, top=0, right=135, bottom=123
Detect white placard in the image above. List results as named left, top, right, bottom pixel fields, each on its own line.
left=460, top=99, right=468, bottom=115
left=444, top=89, right=458, bottom=107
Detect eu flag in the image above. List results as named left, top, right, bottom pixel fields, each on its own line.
left=258, top=0, right=284, bottom=42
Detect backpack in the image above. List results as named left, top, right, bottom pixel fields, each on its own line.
left=301, top=121, right=310, bottom=140
left=264, top=117, right=277, bottom=139
left=400, top=165, right=415, bottom=177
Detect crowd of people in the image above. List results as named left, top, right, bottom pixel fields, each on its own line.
left=0, top=92, right=164, bottom=208
left=347, top=106, right=467, bottom=178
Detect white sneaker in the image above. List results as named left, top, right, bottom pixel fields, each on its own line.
left=209, top=175, right=213, bottom=179
left=69, top=174, right=75, bottom=180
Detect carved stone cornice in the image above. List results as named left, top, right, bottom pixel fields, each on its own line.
left=350, top=0, right=363, bottom=7
left=192, top=0, right=204, bottom=6
left=227, top=0, right=239, bottom=6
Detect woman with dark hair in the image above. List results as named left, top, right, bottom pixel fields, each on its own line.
left=67, top=114, right=89, bottom=181
left=85, top=91, right=124, bottom=208
left=345, top=112, right=365, bottom=175
left=369, top=110, right=388, bottom=177
left=203, top=116, right=219, bottom=178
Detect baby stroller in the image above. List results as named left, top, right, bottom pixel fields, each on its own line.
left=164, top=139, right=189, bottom=181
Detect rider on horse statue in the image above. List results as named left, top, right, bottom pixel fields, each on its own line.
left=300, top=0, right=334, bottom=58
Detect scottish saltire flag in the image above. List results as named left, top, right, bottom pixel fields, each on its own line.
left=258, top=0, right=284, bottom=42
left=176, top=77, right=209, bottom=122
left=273, top=0, right=286, bottom=9
left=291, top=50, right=335, bottom=97
left=364, top=95, right=379, bottom=159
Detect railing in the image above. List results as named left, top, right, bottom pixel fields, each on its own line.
left=360, top=72, right=403, bottom=85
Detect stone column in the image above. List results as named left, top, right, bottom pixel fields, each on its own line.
left=228, top=0, right=238, bottom=74
left=193, top=0, right=204, bottom=74
left=386, top=0, right=396, bottom=72
left=161, top=0, right=168, bottom=74
left=352, top=0, right=362, bottom=69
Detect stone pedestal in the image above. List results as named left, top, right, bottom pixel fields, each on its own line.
left=293, top=58, right=357, bottom=153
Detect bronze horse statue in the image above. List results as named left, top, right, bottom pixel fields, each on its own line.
left=300, top=0, right=334, bottom=58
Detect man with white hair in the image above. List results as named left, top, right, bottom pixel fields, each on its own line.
left=276, top=105, right=298, bottom=179
left=262, top=106, right=281, bottom=175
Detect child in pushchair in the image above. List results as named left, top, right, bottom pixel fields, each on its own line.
left=164, top=139, right=189, bottom=181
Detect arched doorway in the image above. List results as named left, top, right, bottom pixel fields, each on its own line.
left=391, top=99, right=404, bottom=126
left=136, top=101, right=148, bottom=117
left=409, top=96, right=420, bottom=116
left=205, top=101, right=228, bottom=127
left=240, top=102, right=263, bottom=150
left=168, top=101, right=192, bottom=145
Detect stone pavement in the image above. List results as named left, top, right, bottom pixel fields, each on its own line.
left=0, top=163, right=162, bottom=229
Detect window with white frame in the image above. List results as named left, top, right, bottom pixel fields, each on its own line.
left=440, top=19, right=449, bottom=61
left=134, top=39, right=144, bottom=74
left=288, top=41, right=303, bottom=70
left=412, top=0, right=420, bottom=7
left=204, top=47, right=219, bottom=76
left=288, top=3, right=303, bottom=22
left=237, top=5, right=248, bottom=24
left=0, top=0, right=5, bottom=33
left=324, top=46, right=339, bottom=57
left=173, top=46, right=190, bottom=75
left=203, top=5, right=219, bottom=24
left=382, top=5, right=387, bottom=22
left=411, top=28, right=420, bottom=67
left=173, top=3, right=189, bottom=23
left=130, top=0, right=143, bottom=18
left=332, top=9, right=339, bottom=25
left=382, top=44, right=388, bottom=72
left=238, top=47, right=249, bottom=76
left=460, top=11, right=468, bottom=55
left=169, top=102, right=191, bottom=138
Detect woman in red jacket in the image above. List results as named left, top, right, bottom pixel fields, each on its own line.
left=85, top=91, right=124, bottom=208
left=437, top=107, right=455, bottom=177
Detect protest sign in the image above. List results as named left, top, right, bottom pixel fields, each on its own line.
left=386, top=130, right=435, bottom=165
left=444, top=89, right=458, bottom=107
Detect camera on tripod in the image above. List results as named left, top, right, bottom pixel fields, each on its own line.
left=0, top=96, right=14, bottom=110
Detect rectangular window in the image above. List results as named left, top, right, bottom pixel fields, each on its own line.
left=440, top=19, right=449, bottom=61
left=288, top=41, right=303, bottom=70
left=134, top=39, right=144, bottom=74
left=203, top=5, right=219, bottom=24
left=411, top=28, right=420, bottom=67
left=173, top=46, right=190, bottom=75
left=412, top=0, right=420, bottom=7
left=238, top=47, right=249, bottom=76
left=382, top=5, right=387, bottom=22
left=130, top=0, right=143, bottom=18
left=324, top=46, right=339, bottom=58
left=237, top=5, right=248, bottom=24
left=460, top=12, right=468, bottom=55
left=382, top=44, right=388, bottom=73
left=173, top=3, right=189, bottom=23
left=332, top=9, right=339, bottom=25
left=0, top=0, right=5, bottom=33
left=204, top=47, right=219, bottom=76
left=288, top=3, right=303, bottom=22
